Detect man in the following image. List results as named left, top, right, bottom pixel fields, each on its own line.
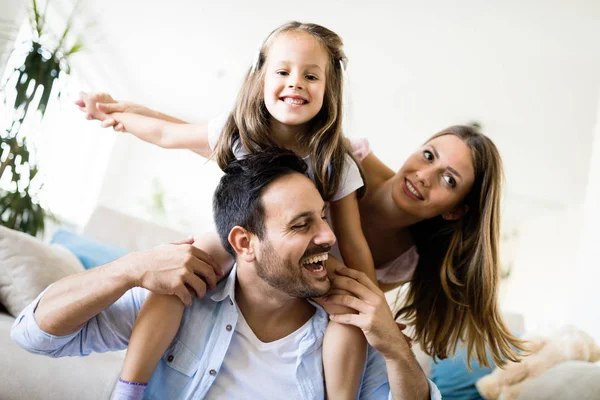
left=11, top=149, right=440, bottom=399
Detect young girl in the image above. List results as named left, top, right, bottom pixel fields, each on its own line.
left=83, top=22, right=374, bottom=400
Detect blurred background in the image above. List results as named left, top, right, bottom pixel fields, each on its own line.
left=1, top=0, right=599, bottom=341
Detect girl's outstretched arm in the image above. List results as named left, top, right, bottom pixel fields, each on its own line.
left=102, top=112, right=212, bottom=158
left=76, top=92, right=189, bottom=124
left=76, top=92, right=213, bottom=157
left=322, top=194, right=376, bottom=399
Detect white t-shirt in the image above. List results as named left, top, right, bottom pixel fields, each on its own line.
left=206, top=311, right=312, bottom=399
left=208, top=114, right=363, bottom=202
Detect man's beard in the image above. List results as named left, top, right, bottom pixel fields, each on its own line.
left=255, top=240, right=330, bottom=298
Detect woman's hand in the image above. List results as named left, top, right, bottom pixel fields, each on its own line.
left=325, top=267, right=411, bottom=360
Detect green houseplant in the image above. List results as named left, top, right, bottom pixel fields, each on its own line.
left=0, top=0, right=83, bottom=236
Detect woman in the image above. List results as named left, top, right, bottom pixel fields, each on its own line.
left=347, top=127, right=522, bottom=367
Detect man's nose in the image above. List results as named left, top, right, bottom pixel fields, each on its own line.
left=314, top=218, right=336, bottom=247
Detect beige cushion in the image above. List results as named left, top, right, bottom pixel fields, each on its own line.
left=0, top=226, right=85, bottom=316
left=83, top=205, right=188, bottom=251
left=0, top=312, right=122, bottom=400
left=517, top=361, right=600, bottom=400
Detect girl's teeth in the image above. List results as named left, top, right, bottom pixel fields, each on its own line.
left=284, top=98, right=306, bottom=105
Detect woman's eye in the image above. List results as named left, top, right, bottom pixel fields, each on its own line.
left=444, top=175, right=457, bottom=188
left=423, top=150, right=434, bottom=161
left=293, top=223, right=308, bottom=230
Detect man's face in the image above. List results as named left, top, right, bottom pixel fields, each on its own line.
left=253, top=173, right=336, bottom=298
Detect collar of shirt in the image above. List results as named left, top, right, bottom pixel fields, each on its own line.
left=145, top=263, right=329, bottom=400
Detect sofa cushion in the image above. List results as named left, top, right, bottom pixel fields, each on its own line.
left=51, top=229, right=128, bottom=269
left=0, top=312, right=123, bottom=400
left=0, top=226, right=85, bottom=317
left=517, top=361, right=600, bottom=400
left=430, top=345, right=495, bottom=400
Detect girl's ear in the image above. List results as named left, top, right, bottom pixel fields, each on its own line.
left=228, top=226, right=256, bottom=262
left=442, top=205, right=470, bottom=221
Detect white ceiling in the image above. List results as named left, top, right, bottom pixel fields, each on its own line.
left=65, top=0, right=600, bottom=227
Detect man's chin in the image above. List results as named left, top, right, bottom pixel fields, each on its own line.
left=304, top=278, right=330, bottom=298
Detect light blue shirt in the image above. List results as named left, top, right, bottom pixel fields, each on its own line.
left=11, top=265, right=441, bottom=400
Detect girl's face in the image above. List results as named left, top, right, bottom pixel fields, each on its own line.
left=263, top=31, right=328, bottom=129
left=391, top=134, right=476, bottom=221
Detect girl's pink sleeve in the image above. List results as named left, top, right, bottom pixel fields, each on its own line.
left=349, top=138, right=372, bottom=162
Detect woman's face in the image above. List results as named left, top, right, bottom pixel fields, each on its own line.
left=392, top=134, right=476, bottom=221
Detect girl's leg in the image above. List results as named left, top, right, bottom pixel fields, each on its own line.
left=322, top=321, right=367, bottom=399
left=319, top=256, right=367, bottom=399
left=112, top=293, right=184, bottom=400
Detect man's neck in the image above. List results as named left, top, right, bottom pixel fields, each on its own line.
left=234, top=266, right=316, bottom=343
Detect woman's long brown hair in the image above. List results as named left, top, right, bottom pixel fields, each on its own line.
left=396, top=125, right=524, bottom=368
left=214, top=21, right=350, bottom=201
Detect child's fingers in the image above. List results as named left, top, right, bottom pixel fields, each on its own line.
left=101, top=118, right=116, bottom=128
left=115, top=123, right=124, bottom=131
left=97, top=102, right=122, bottom=113
left=74, top=99, right=85, bottom=107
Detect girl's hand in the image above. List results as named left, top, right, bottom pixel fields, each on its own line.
left=325, top=267, right=411, bottom=360
left=75, top=91, right=116, bottom=121
left=75, top=92, right=150, bottom=131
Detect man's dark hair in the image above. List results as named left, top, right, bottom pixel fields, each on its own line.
left=213, top=148, right=308, bottom=257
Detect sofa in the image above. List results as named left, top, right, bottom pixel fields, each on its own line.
left=2, top=206, right=600, bottom=399
left=0, top=206, right=185, bottom=400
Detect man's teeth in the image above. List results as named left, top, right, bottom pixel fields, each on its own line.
left=284, top=97, right=306, bottom=105
left=301, top=254, right=328, bottom=265
left=406, top=180, right=422, bottom=199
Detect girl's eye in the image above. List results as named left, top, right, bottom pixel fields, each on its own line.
left=276, top=70, right=289, bottom=76
left=444, top=175, right=457, bottom=188
left=423, top=150, right=434, bottom=161
left=305, top=74, right=318, bottom=81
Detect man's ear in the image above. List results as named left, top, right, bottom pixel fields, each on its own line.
left=228, top=226, right=255, bottom=262
left=442, top=205, right=469, bottom=221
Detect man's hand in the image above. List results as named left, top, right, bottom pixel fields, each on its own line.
left=126, top=238, right=225, bottom=306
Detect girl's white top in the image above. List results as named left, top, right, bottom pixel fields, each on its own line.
left=208, top=114, right=363, bottom=202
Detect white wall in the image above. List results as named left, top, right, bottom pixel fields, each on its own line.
left=0, top=0, right=24, bottom=79
left=568, top=87, right=600, bottom=341
left=88, top=1, right=600, bottom=235
left=502, top=85, right=600, bottom=340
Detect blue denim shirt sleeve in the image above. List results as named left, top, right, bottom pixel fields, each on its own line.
left=360, top=346, right=442, bottom=400
left=11, top=285, right=148, bottom=357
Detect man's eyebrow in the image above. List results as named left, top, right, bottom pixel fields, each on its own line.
left=289, top=211, right=313, bottom=223
left=289, top=205, right=327, bottom=223
left=430, top=144, right=463, bottom=179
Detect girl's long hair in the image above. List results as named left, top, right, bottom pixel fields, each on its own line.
left=396, top=125, right=524, bottom=368
left=215, top=21, right=349, bottom=200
